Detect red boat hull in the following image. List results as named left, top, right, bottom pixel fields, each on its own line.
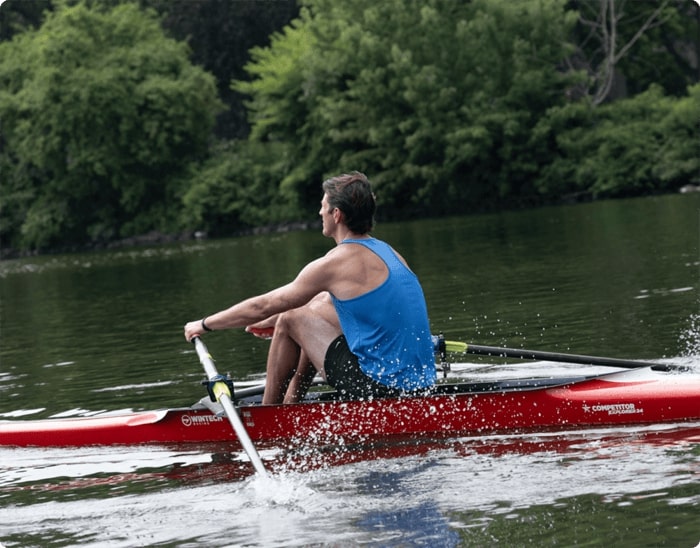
left=1, top=368, right=699, bottom=448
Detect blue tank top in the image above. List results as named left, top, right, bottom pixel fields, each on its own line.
left=330, top=238, right=436, bottom=390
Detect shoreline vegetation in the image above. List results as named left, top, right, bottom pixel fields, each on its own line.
left=4, top=187, right=700, bottom=261
left=1, top=1, right=697, bottom=260
left=0, top=220, right=323, bottom=261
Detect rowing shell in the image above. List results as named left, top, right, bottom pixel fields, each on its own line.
left=1, top=366, right=699, bottom=448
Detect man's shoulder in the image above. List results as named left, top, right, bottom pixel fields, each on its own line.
left=326, top=240, right=379, bottom=259
left=317, top=242, right=378, bottom=275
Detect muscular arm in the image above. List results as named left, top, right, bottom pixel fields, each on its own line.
left=184, top=255, right=335, bottom=341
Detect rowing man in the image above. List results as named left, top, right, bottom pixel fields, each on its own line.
left=184, top=171, right=436, bottom=403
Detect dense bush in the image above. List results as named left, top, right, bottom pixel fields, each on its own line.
left=0, top=1, right=222, bottom=251
left=534, top=84, right=700, bottom=199
left=181, top=140, right=302, bottom=236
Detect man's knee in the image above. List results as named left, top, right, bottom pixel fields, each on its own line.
left=275, top=307, right=306, bottom=334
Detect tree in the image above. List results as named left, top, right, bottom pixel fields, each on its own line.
left=0, top=0, right=53, bottom=42
left=567, top=0, right=698, bottom=104
left=149, top=0, right=299, bottom=140
left=180, top=139, right=300, bottom=236
left=235, top=0, right=580, bottom=218
left=533, top=83, right=700, bottom=199
left=0, top=1, right=223, bottom=251
left=1, top=0, right=299, bottom=140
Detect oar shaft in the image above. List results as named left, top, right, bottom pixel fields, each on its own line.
left=218, top=393, right=267, bottom=474
left=193, top=337, right=268, bottom=476
left=461, top=343, right=658, bottom=369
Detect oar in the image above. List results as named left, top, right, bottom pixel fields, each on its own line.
left=192, top=337, right=269, bottom=476
left=247, top=328, right=682, bottom=373
left=445, top=341, right=682, bottom=371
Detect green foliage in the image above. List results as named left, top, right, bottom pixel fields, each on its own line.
left=234, top=0, right=697, bottom=219
left=180, top=140, right=302, bottom=235
left=235, top=11, right=326, bottom=206
left=582, top=87, right=675, bottom=196
left=139, top=0, right=299, bottom=140
left=534, top=84, right=700, bottom=199
left=0, top=0, right=53, bottom=41
left=0, top=1, right=223, bottom=251
left=235, top=0, right=581, bottom=218
left=653, top=83, right=700, bottom=186
left=1, top=0, right=697, bottom=254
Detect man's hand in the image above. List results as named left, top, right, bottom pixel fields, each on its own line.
left=246, top=326, right=275, bottom=339
left=245, top=315, right=278, bottom=339
left=184, top=320, right=206, bottom=342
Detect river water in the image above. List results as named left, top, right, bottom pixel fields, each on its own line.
left=1, top=193, right=699, bottom=546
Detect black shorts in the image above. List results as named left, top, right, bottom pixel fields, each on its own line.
left=324, top=335, right=405, bottom=400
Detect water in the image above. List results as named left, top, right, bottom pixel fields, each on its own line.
left=1, top=193, right=699, bottom=546
left=1, top=424, right=699, bottom=546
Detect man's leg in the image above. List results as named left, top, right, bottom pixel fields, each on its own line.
left=262, top=293, right=340, bottom=404
left=282, top=349, right=317, bottom=404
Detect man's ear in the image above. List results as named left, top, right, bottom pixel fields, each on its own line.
left=333, top=207, right=344, bottom=224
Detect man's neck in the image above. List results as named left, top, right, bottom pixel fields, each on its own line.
left=333, top=228, right=369, bottom=245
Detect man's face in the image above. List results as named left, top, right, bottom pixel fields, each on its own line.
left=320, top=193, right=336, bottom=237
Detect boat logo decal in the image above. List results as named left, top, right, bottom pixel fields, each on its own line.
left=582, top=403, right=643, bottom=416
left=181, top=414, right=224, bottom=427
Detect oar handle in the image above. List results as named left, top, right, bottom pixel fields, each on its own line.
left=193, top=336, right=219, bottom=380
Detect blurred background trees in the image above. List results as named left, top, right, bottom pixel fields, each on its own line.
left=1, top=0, right=697, bottom=254
left=0, top=1, right=223, bottom=250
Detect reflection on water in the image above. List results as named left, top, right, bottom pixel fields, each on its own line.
left=1, top=422, right=699, bottom=546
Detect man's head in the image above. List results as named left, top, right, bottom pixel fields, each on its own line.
left=321, top=171, right=376, bottom=235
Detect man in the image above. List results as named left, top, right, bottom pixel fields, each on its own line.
left=184, top=171, right=436, bottom=403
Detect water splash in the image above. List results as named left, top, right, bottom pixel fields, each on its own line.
left=679, top=313, right=700, bottom=359
left=246, top=470, right=317, bottom=508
